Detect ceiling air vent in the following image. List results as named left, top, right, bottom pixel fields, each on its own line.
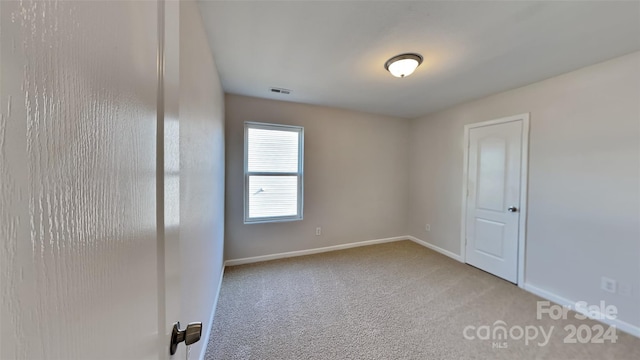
left=270, top=87, right=291, bottom=95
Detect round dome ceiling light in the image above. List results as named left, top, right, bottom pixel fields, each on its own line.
left=384, top=53, right=423, bottom=78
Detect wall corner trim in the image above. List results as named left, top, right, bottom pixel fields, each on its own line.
left=198, top=264, right=226, bottom=360
left=224, top=236, right=409, bottom=267
left=407, top=236, right=464, bottom=263
left=523, top=283, right=640, bottom=339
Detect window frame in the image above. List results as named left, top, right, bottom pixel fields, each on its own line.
left=244, top=121, right=304, bottom=224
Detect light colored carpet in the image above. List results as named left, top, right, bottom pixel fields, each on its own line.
left=204, top=241, right=640, bottom=359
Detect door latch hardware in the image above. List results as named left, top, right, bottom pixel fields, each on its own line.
left=170, top=321, right=202, bottom=355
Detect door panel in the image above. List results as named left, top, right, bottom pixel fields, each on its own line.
left=465, top=120, right=523, bottom=283
left=1, top=1, right=160, bottom=358
left=474, top=219, right=505, bottom=258
left=477, top=137, right=507, bottom=211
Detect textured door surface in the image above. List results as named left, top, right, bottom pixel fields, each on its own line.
left=1, top=1, right=160, bottom=358
left=465, top=120, right=523, bottom=283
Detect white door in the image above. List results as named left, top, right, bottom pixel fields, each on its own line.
left=163, top=0, right=185, bottom=358
left=0, top=1, right=162, bottom=358
left=464, top=117, right=526, bottom=283
left=1, top=1, right=220, bottom=359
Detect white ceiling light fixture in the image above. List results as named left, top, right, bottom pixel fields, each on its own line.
left=384, top=53, right=423, bottom=78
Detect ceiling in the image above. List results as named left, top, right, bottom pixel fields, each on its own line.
left=198, top=1, right=640, bottom=119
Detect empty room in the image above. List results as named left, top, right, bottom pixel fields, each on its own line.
left=1, top=1, right=639, bottom=360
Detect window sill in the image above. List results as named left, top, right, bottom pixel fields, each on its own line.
left=244, top=216, right=303, bottom=225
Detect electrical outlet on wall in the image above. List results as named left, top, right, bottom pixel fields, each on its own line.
left=601, top=277, right=617, bottom=293
left=316, top=227, right=321, bottom=236
left=425, top=224, right=431, bottom=232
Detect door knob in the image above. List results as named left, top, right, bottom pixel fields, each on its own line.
left=508, top=206, right=518, bottom=213
left=170, top=321, right=202, bottom=355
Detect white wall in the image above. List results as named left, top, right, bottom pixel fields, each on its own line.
left=177, top=1, right=225, bottom=359
left=225, top=95, right=409, bottom=260
left=408, top=52, right=640, bottom=329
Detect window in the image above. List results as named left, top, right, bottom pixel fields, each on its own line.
left=244, top=122, right=304, bottom=223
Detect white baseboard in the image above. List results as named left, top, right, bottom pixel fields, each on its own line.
left=198, top=263, right=226, bottom=360
left=523, top=283, right=640, bottom=338
left=224, top=236, right=409, bottom=266
left=407, top=235, right=464, bottom=262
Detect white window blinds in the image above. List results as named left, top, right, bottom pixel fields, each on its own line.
left=244, top=122, right=303, bottom=223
